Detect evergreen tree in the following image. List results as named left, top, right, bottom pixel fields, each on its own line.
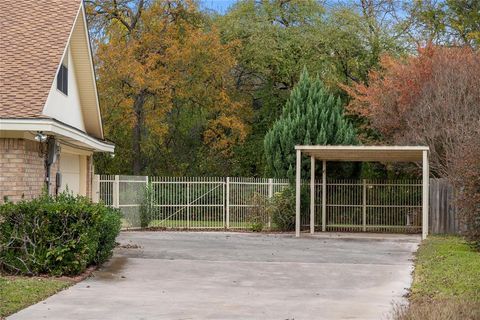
left=264, top=69, right=357, bottom=180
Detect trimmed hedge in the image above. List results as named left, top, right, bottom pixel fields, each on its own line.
left=0, top=192, right=121, bottom=276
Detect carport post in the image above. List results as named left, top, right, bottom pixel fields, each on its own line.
left=310, top=156, right=315, bottom=234
left=422, top=150, right=429, bottom=240
left=295, top=150, right=301, bottom=237
left=113, top=175, right=120, bottom=209
left=226, top=177, right=230, bottom=229
left=322, top=160, right=326, bottom=232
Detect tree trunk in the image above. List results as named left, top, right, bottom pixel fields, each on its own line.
left=132, top=92, right=146, bottom=175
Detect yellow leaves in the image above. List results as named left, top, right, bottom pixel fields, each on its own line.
left=94, top=0, right=251, bottom=164
left=204, top=114, right=249, bottom=157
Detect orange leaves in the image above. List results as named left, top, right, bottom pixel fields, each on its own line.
left=94, top=0, right=250, bottom=169
left=344, top=43, right=480, bottom=179
left=203, top=114, right=249, bottom=157
left=344, top=44, right=442, bottom=139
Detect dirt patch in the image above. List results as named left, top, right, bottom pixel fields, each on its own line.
left=0, top=266, right=97, bottom=284
left=118, top=243, right=142, bottom=249
left=93, top=257, right=128, bottom=281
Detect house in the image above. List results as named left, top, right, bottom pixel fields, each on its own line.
left=0, top=0, right=114, bottom=202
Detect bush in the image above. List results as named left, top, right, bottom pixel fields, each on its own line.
left=449, top=132, right=480, bottom=250
left=139, top=183, right=153, bottom=228
left=269, top=187, right=296, bottom=231
left=247, top=193, right=267, bottom=232
left=0, top=192, right=121, bottom=276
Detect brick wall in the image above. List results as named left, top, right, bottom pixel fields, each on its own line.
left=0, top=138, right=59, bottom=202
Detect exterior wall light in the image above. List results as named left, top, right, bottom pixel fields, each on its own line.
left=34, top=131, right=48, bottom=143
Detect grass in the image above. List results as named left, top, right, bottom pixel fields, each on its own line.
left=121, top=218, right=254, bottom=229
left=148, top=219, right=251, bottom=229
left=391, top=235, right=480, bottom=320
left=410, top=235, right=480, bottom=301
left=0, top=276, right=72, bottom=318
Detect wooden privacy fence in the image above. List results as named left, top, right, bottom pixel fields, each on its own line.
left=91, top=175, right=467, bottom=234
left=429, top=178, right=461, bottom=234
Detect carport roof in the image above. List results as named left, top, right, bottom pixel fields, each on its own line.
left=295, top=145, right=429, bottom=162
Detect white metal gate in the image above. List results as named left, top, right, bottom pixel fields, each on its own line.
left=150, top=177, right=225, bottom=229
left=93, top=175, right=421, bottom=233
left=312, top=179, right=422, bottom=233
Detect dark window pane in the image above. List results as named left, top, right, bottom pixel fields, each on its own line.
left=57, top=66, right=63, bottom=92
left=63, top=66, right=68, bottom=95
left=57, top=65, right=68, bottom=95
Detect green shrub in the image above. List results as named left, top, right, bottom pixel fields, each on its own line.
left=268, top=185, right=311, bottom=231
left=0, top=192, right=121, bottom=276
left=139, top=183, right=153, bottom=228
left=247, top=193, right=267, bottom=232
left=269, top=187, right=296, bottom=231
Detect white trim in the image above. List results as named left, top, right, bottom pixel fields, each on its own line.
left=43, top=1, right=82, bottom=113
left=0, top=118, right=114, bottom=152
left=60, top=144, right=94, bottom=156
left=295, top=145, right=429, bottom=151
left=310, top=156, right=315, bottom=234
left=79, top=1, right=104, bottom=138
left=322, top=160, right=326, bottom=232
left=295, top=150, right=301, bottom=237
left=422, top=150, right=429, bottom=240
left=41, top=2, right=104, bottom=139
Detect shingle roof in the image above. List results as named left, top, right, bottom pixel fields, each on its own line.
left=0, top=0, right=82, bottom=118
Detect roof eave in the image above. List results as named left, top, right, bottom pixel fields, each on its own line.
left=0, top=118, right=114, bottom=153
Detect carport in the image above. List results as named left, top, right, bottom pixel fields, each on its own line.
left=295, top=145, right=429, bottom=239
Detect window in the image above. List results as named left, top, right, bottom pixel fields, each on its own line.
left=57, top=64, right=68, bottom=95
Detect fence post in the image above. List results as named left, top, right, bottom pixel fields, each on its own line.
left=113, top=175, right=120, bottom=209
left=321, top=160, right=327, bottom=232
left=92, top=174, right=100, bottom=203
left=146, top=176, right=150, bottom=226
left=226, top=177, right=230, bottom=229
left=362, top=179, right=367, bottom=232
left=186, top=181, right=190, bottom=229
left=268, top=178, right=273, bottom=230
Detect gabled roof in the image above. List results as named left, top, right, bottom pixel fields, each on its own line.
left=0, top=0, right=82, bottom=118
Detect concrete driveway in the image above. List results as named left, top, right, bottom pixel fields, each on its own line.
left=9, top=231, right=419, bottom=320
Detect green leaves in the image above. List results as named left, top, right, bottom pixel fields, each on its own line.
left=264, top=69, right=357, bottom=180
left=0, top=193, right=121, bottom=276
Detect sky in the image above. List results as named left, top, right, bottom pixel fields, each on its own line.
left=200, top=0, right=237, bottom=13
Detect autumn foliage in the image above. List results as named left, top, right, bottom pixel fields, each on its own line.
left=92, top=0, right=249, bottom=174
left=345, top=45, right=480, bottom=244
left=344, top=45, right=439, bottom=140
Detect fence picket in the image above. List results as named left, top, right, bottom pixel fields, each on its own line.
left=94, top=175, right=458, bottom=235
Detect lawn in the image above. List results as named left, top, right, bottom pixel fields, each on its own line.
left=148, top=219, right=251, bottom=229
left=0, top=276, right=72, bottom=318
left=393, top=235, right=480, bottom=320
left=121, top=218, right=254, bottom=229
left=410, top=235, right=480, bottom=301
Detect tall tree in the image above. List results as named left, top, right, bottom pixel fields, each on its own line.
left=87, top=0, right=249, bottom=175
left=345, top=45, right=480, bottom=177
left=405, top=0, right=480, bottom=48
left=216, top=0, right=405, bottom=176
left=264, top=69, right=357, bottom=180
left=346, top=43, right=480, bottom=246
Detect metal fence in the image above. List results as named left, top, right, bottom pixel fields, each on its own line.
left=317, top=180, right=422, bottom=233
left=93, top=175, right=422, bottom=233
